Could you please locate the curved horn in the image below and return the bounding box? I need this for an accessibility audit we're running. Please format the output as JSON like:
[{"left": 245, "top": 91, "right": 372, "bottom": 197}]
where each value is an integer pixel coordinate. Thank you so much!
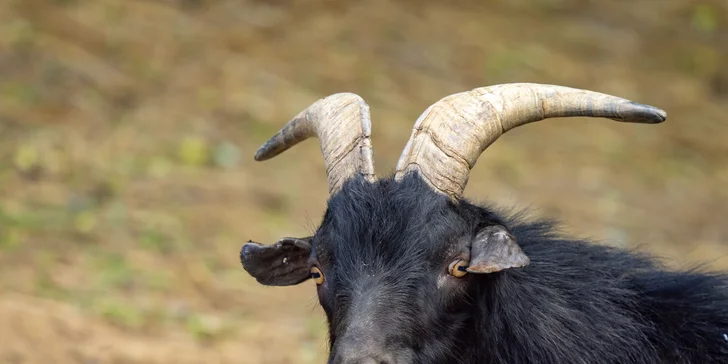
[
  {"left": 255, "top": 93, "right": 376, "bottom": 194},
  {"left": 394, "top": 83, "right": 667, "bottom": 200}
]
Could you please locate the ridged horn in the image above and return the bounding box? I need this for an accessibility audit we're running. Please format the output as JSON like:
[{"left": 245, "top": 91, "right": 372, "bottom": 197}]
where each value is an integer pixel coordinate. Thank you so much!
[
  {"left": 255, "top": 93, "right": 376, "bottom": 194},
  {"left": 394, "top": 83, "right": 667, "bottom": 200}
]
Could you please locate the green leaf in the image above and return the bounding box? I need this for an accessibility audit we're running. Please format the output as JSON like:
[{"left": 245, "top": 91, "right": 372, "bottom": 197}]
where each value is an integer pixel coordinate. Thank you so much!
[
  {"left": 177, "top": 137, "right": 210, "bottom": 167},
  {"left": 74, "top": 211, "right": 98, "bottom": 233},
  {"left": 13, "top": 145, "right": 39, "bottom": 172},
  {"left": 692, "top": 4, "right": 718, "bottom": 33}
]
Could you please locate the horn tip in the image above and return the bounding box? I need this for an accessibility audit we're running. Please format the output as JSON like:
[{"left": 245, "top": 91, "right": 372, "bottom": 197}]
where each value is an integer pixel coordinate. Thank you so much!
[
  {"left": 253, "top": 143, "right": 274, "bottom": 161},
  {"left": 628, "top": 102, "right": 667, "bottom": 124},
  {"left": 610, "top": 103, "right": 667, "bottom": 124}
]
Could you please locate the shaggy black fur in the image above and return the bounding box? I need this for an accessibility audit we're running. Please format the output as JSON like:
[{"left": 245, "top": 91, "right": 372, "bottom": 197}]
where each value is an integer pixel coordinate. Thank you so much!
[{"left": 241, "top": 172, "right": 728, "bottom": 364}]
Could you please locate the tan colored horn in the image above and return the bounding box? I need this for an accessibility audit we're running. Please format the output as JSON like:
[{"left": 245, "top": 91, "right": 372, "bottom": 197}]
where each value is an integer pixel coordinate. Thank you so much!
[
  {"left": 255, "top": 93, "right": 376, "bottom": 194},
  {"left": 394, "top": 83, "right": 667, "bottom": 200}
]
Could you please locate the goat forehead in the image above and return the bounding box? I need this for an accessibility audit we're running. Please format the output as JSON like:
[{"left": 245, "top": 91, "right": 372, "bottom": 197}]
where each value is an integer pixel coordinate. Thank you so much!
[
  {"left": 317, "top": 219, "right": 449, "bottom": 266},
  {"left": 314, "top": 178, "right": 465, "bottom": 265}
]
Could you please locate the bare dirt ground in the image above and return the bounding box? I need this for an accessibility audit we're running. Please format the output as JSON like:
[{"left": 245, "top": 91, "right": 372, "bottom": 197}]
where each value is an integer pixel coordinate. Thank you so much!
[{"left": 0, "top": 0, "right": 727, "bottom": 362}]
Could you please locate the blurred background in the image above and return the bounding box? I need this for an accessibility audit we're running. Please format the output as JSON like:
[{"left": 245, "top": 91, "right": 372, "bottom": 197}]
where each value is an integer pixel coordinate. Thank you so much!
[{"left": 0, "top": 0, "right": 727, "bottom": 362}]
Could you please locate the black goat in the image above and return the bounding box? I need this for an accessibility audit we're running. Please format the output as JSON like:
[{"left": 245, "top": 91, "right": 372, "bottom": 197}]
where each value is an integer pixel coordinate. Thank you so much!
[{"left": 240, "top": 83, "right": 728, "bottom": 364}]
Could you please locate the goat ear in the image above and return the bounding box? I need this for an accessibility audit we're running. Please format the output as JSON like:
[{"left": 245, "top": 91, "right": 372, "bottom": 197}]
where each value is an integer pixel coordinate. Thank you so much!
[
  {"left": 240, "top": 237, "right": 312, "bottom": 286},
  {"left": 466, "top": 225, "right": 530, "bottom": 274}
]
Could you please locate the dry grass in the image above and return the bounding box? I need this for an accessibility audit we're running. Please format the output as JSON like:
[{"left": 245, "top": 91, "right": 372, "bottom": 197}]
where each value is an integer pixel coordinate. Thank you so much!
[{"left": 0, "top": 0, "right": 727, "bottom": 362}]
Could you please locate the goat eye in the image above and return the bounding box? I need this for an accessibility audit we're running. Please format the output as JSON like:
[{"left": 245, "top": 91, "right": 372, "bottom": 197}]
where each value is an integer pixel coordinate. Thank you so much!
[
  {"left": 311, "top": 266, "right": 325, "bottom": 285},
  {"left": 449, "top": 260, "right": 469, "bottom": 278}
]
